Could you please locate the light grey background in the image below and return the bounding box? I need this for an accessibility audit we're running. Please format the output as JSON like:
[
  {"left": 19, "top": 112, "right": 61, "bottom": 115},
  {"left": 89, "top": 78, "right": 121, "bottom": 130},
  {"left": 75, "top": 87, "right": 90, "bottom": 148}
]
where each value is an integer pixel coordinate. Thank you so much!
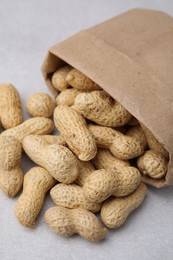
[{"left": 0, "top": 0, "right": 173, "bottom": 259}]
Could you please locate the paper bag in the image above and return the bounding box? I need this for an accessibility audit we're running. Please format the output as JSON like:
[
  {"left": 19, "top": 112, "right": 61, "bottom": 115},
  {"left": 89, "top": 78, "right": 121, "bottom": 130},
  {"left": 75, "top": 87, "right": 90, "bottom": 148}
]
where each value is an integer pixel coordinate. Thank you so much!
[{"left": 41, "top": 8, "right": 173, "bottom": 188}]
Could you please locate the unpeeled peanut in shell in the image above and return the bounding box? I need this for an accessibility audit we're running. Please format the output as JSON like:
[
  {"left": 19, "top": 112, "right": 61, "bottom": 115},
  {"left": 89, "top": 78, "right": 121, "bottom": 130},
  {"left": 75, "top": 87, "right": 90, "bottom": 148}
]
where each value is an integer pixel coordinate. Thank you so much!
[
  {"left": 44, "top": 206, "right": 107, "bottom": 242},
  {"left": 26, "top": 93, "right": 55, "bottom": 118},
  {"left": 137, "top": 150, "right": 168, "bottom": 179},
  {"left": 56, "top": 88, "right": 82, "bottom": 106},
  {"left": 101, "top": 183, "right": 147, "bottom": 228},
  {"left": 0, "top": 136, "right": 23, "bottom": 197},
  {"left": 52, "top": 65, "right": 72, "bottom": 91},
  {"left": 50, "top": 183, "right": 101, "bottom": 213},
  {"left": 66, "top": 68, "right": 101, "bottom": 91},
  {"left": 88, "top": 124, "right": 146, "bottom": 160},
  {"left": 1, "top": 117, "right": 54, "bottom": 143},
  {"left": 54, "top": 105, "right": 97, "bottom": 161},
  {"left": 92, "top": 148, "right": 130, "bottom": 172},
  {"left": 15, "top": 167, "right": 56, "bottom": 227},
  {"left": 83, "top": 167, "right": 141, "bottom": 203},
  {"left": 140, "top": 124, "right": 169, "bottom": 159},
  {"left": 23, "top": 135, "right": 79, "bottom": 183},
  {"left": 73, "top": 90, "right": 132, "bottom": 127},
  {"left": 83, "top": 169, "right": 117, "bottom": 203},
  {"left": 0, "top": 83, "right": 22, "bottom": 129}
]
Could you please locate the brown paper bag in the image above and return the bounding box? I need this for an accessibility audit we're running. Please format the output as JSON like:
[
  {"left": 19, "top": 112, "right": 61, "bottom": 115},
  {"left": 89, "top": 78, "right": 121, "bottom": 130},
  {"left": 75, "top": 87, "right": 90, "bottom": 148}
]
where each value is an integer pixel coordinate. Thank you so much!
[{"left": 41, "top": 8, "right": 173, "bottom": 188}]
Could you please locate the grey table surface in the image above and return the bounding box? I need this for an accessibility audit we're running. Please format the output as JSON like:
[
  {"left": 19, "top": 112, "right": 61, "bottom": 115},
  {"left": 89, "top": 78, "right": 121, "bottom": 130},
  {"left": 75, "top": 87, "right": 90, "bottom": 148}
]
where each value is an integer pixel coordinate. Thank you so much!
[{"left": 0, "top": 0, "right": 173, "bottom": 259}]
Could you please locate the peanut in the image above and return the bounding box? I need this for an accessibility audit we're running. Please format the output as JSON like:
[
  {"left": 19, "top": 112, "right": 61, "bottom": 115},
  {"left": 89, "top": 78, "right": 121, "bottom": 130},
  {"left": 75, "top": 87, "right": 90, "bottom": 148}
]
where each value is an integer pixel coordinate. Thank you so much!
[
  {"left": 15, "top": 167, "right": 56, "bottom": 227},
  {"left": 137, "top": 150, "right": 168, "bottom": 179},
  {"left": 83, "top": 167, "right": 141, "bottom": 203},
  {"left": 52, "top": 65, "right": 72, "bottom": 91},
  {"left": 140, "top": 124, "right": 169, "bottom": 159},
  {"left": 92, "top": 148, "right": 130, "bottom": 172},
  {"left": 88, "top": 124, "right": 146, "bottom": 160},
  {"left": 26, "top": 93, "right": 55, "bottom": 118},
  {"left": 56, "top": 88, "right": 82, "bottom": 106},
  {"left": 73, "top": 90, "right": 132, "bottom": 127},
  {"left": 44, "top": 206, "right": 107, "bottom": 241},
  {"left": 22, "top": 135, "right": 79, "bottom": 183},
  {"left": 50, "top": 183, "right": 101, "bottom": 213},
  {"left": 54, "top": 105, "right": 97, "bottom": 161},
  {"left": 1, "top": 117, "right": 54, "bottom": 143},
  {"left": 0, "top": 136, "right": 23, "bottom": 197},
  {"left": 101, "top": 183, "right": 147, "bottom": 229},
  {"left": 66, "top": 68, "right": 101, "bottom": 91},
  {"left": 0, "top": 83, "right": 22, "bottom": 129}
]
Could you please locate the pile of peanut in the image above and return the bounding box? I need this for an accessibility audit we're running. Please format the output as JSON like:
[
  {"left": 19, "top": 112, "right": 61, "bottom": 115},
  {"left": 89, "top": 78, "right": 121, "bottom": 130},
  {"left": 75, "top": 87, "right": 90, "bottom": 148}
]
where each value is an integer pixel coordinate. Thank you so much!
[{"left": 0, "top": 66, "right": 169, "bottom": 242}]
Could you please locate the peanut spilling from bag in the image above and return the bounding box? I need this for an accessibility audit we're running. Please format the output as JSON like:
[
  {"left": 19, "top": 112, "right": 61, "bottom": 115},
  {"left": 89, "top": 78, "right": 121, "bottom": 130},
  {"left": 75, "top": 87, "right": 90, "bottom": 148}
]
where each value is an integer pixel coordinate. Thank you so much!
[{"left": 0, "top": 66, "right": 169, "bottom": 242}]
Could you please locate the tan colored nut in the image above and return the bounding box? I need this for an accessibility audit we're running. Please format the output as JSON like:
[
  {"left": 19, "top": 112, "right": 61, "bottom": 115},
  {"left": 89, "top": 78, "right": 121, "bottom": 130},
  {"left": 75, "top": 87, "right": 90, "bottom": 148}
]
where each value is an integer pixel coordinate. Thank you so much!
[
  {"left": 52, "top": 65, "right": 72, "bottom": 91},
  {"left": 42, "top": 139, "right": 95, "bottom": 187},
  {"left": 1, "top": 117, "right": 54, "bottom": 143},
  {"left": 75, "top": 160, "right": 95, "bottom": 186},
  {"left": 0, "top": 136, "right": 23, "bottom": 197},
  {"left": 140, "top": 124, "right": 169, "bottom": 159},
  {"left": 26, "top": 93, "right": 55, "bottom": 118},
  {"left": 83, "top": 167, "right": 141, "bottom": 203},
  {"left": 92, "top": 149, "right": 142, "bottom": 197},
  {"left": 66, "top": 68, "right": 101, "bottom": 91},
  {"left": 0, "top": 83, "right": 22, "bottom": 129},
  {"left": 88, "top": 124, "right": 146, "bottom": 160},
  {"left": 22, "top": 135, "right": 79, "bottom": 183},
  {"left": 92, "top": 148, "right": 130, "bottom": 172},
  {"left": 56, "top": 88, "right": 82, "bottom": 106},
  {"left": 137, "top": 150, "right": 168, "bottom": 179},
  {"left": 15, "top": 167, "right": 56, "bottom": 227},
  {"left": 44, "top": 206, "right": 107, "bottom": 242},
  {"left": 73, "top": 90, "right": 132, "bottom": 127},
  {"left": 83, "top": 169, "right": 117, "bottom": 203},
  {"left": 101, "top": 183, "right": 147, "bottom": 229},
  {"left": 54, "top": 106, "right": 97, "bottom": 161},
  {"left": 112, "top": 167, "right": 141, "bottom": 197},
  {"left": 50, "top": 183, "right": 101, "bottom": 213}
]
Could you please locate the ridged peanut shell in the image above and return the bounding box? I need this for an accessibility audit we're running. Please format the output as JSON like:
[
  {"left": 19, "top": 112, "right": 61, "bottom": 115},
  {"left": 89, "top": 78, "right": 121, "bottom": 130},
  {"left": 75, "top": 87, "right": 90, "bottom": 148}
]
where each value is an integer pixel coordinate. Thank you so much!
[
  {"left": 54, "top": 106, "right": 97, "bottom": 161},
  {"left": 112, "top": 167, "right": 141, "bottom": 197},
  {"left": 52, "top": 65, "right": 72, "bottom": 91},
  {"left": 0, "top": 83, "right": 22, "bottom": 129},
  {"left": 44, "top": 206, "right": 107, "bottom": 241},
  {"left": 0, "top": 136, "right": 23, "bottom": 197},
  {"left": 137, "top": 150, "right": 168, "bottom": 179},
  {"left": 50, "top": 184, "right": 101, "bottom": 213},
  {"left": 15, "top": 167, "right": 56, "bottom": 227},
  {"left": 88, "top": 124, "right": 146, "bottom": 160},
  {"left": 1, "top": 117, "right": 54, "bottom": 143},
  {"left": 83, "top": 169, "right": 117, "bottom": 203},
  {"left": 73, "top": 90, "right": 132, "bottom": 127},
  {"left": 101, "top": 183, "right": 147, "bottom": 228},
  {"left": 22, "top": 135, "right": 79, "bottom": 183},
  {"left": 26, "top": 93, "right": 55, "bottom": 118},
  {"left": 83, "top": 167, "right": 141, "bottom": 203},
  {"left": 66, "top": 68, "right": 101, "bottom": 91}
]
